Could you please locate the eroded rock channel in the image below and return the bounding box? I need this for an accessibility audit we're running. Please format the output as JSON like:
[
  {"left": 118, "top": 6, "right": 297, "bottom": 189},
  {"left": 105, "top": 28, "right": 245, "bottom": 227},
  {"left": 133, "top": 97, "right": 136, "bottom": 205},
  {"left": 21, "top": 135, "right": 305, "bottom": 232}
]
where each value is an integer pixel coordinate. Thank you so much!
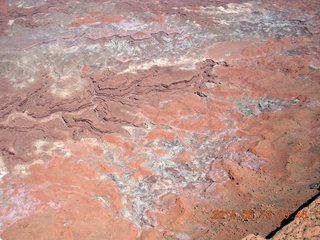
[{"left": 0, "top": 0, "right": 319, "bottom": 239}]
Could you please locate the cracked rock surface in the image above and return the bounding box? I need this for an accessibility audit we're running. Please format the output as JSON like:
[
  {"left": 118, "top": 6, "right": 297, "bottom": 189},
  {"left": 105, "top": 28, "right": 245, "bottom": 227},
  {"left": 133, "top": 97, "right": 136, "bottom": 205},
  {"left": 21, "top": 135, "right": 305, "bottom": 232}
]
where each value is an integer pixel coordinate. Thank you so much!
[{"left": 0, "top": 0, "right": 319, "bottom": 239}]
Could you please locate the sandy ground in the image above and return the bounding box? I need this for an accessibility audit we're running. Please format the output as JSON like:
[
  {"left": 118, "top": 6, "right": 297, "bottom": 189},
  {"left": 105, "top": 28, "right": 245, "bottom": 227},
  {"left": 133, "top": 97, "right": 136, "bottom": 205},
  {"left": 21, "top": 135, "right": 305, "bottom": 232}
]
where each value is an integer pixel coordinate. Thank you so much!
[
  {"left": 0, "top": 0, "right": 319, "bottom": 239},
  {"left": 243, "top": 196, "right": 320, "bottom": 240}
]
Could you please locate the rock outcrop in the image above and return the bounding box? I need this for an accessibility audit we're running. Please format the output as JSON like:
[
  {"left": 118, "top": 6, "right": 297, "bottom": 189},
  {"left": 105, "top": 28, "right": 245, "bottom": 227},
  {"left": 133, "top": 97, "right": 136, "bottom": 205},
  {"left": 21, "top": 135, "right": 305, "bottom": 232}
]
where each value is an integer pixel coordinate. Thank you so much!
[{"left": 0, "top": 0, "right": 319, "bottom": 239}]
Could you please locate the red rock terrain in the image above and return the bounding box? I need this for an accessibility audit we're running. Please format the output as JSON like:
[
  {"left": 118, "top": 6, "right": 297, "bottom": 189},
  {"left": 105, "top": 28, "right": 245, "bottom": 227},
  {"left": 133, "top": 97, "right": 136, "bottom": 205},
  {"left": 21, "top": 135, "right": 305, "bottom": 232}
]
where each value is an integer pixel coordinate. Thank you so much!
[{"left": 0, "top": 0, "right": 319, "bottom": 239}]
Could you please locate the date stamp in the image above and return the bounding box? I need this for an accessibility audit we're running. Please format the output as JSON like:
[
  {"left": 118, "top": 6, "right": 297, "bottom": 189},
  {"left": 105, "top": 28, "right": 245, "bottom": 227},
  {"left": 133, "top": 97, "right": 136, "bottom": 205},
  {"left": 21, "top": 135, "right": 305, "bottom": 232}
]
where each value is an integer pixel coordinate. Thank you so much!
[{"left": 211, "top": 209, "right": 308, "bottom": 220}]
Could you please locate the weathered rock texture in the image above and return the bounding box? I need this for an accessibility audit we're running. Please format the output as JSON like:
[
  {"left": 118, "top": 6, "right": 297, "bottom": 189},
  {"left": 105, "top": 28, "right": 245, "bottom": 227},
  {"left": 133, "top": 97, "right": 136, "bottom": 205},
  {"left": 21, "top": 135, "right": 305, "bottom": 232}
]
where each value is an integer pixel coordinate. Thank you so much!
[
  {"left": 0, "top": 0, "right": 319, "bottom": 239},
  {"left": 242, "top": 196, "right": 320, "bottom": 240}
]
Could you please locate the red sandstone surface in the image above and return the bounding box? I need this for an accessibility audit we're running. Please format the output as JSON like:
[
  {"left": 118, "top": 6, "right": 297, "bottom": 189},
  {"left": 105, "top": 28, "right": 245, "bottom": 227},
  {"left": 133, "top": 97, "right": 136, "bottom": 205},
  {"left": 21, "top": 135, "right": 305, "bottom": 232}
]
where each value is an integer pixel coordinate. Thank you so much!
[{"left": 0, "top": 0, "right": 319, "bottom": 239}]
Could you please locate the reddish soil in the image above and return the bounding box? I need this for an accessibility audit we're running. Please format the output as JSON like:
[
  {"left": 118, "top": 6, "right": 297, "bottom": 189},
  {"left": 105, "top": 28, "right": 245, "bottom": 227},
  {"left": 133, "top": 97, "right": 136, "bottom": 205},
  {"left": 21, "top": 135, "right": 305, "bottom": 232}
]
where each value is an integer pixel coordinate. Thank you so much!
[{"left": 0, "top": 0, "right": 319, "bottom": 239}]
